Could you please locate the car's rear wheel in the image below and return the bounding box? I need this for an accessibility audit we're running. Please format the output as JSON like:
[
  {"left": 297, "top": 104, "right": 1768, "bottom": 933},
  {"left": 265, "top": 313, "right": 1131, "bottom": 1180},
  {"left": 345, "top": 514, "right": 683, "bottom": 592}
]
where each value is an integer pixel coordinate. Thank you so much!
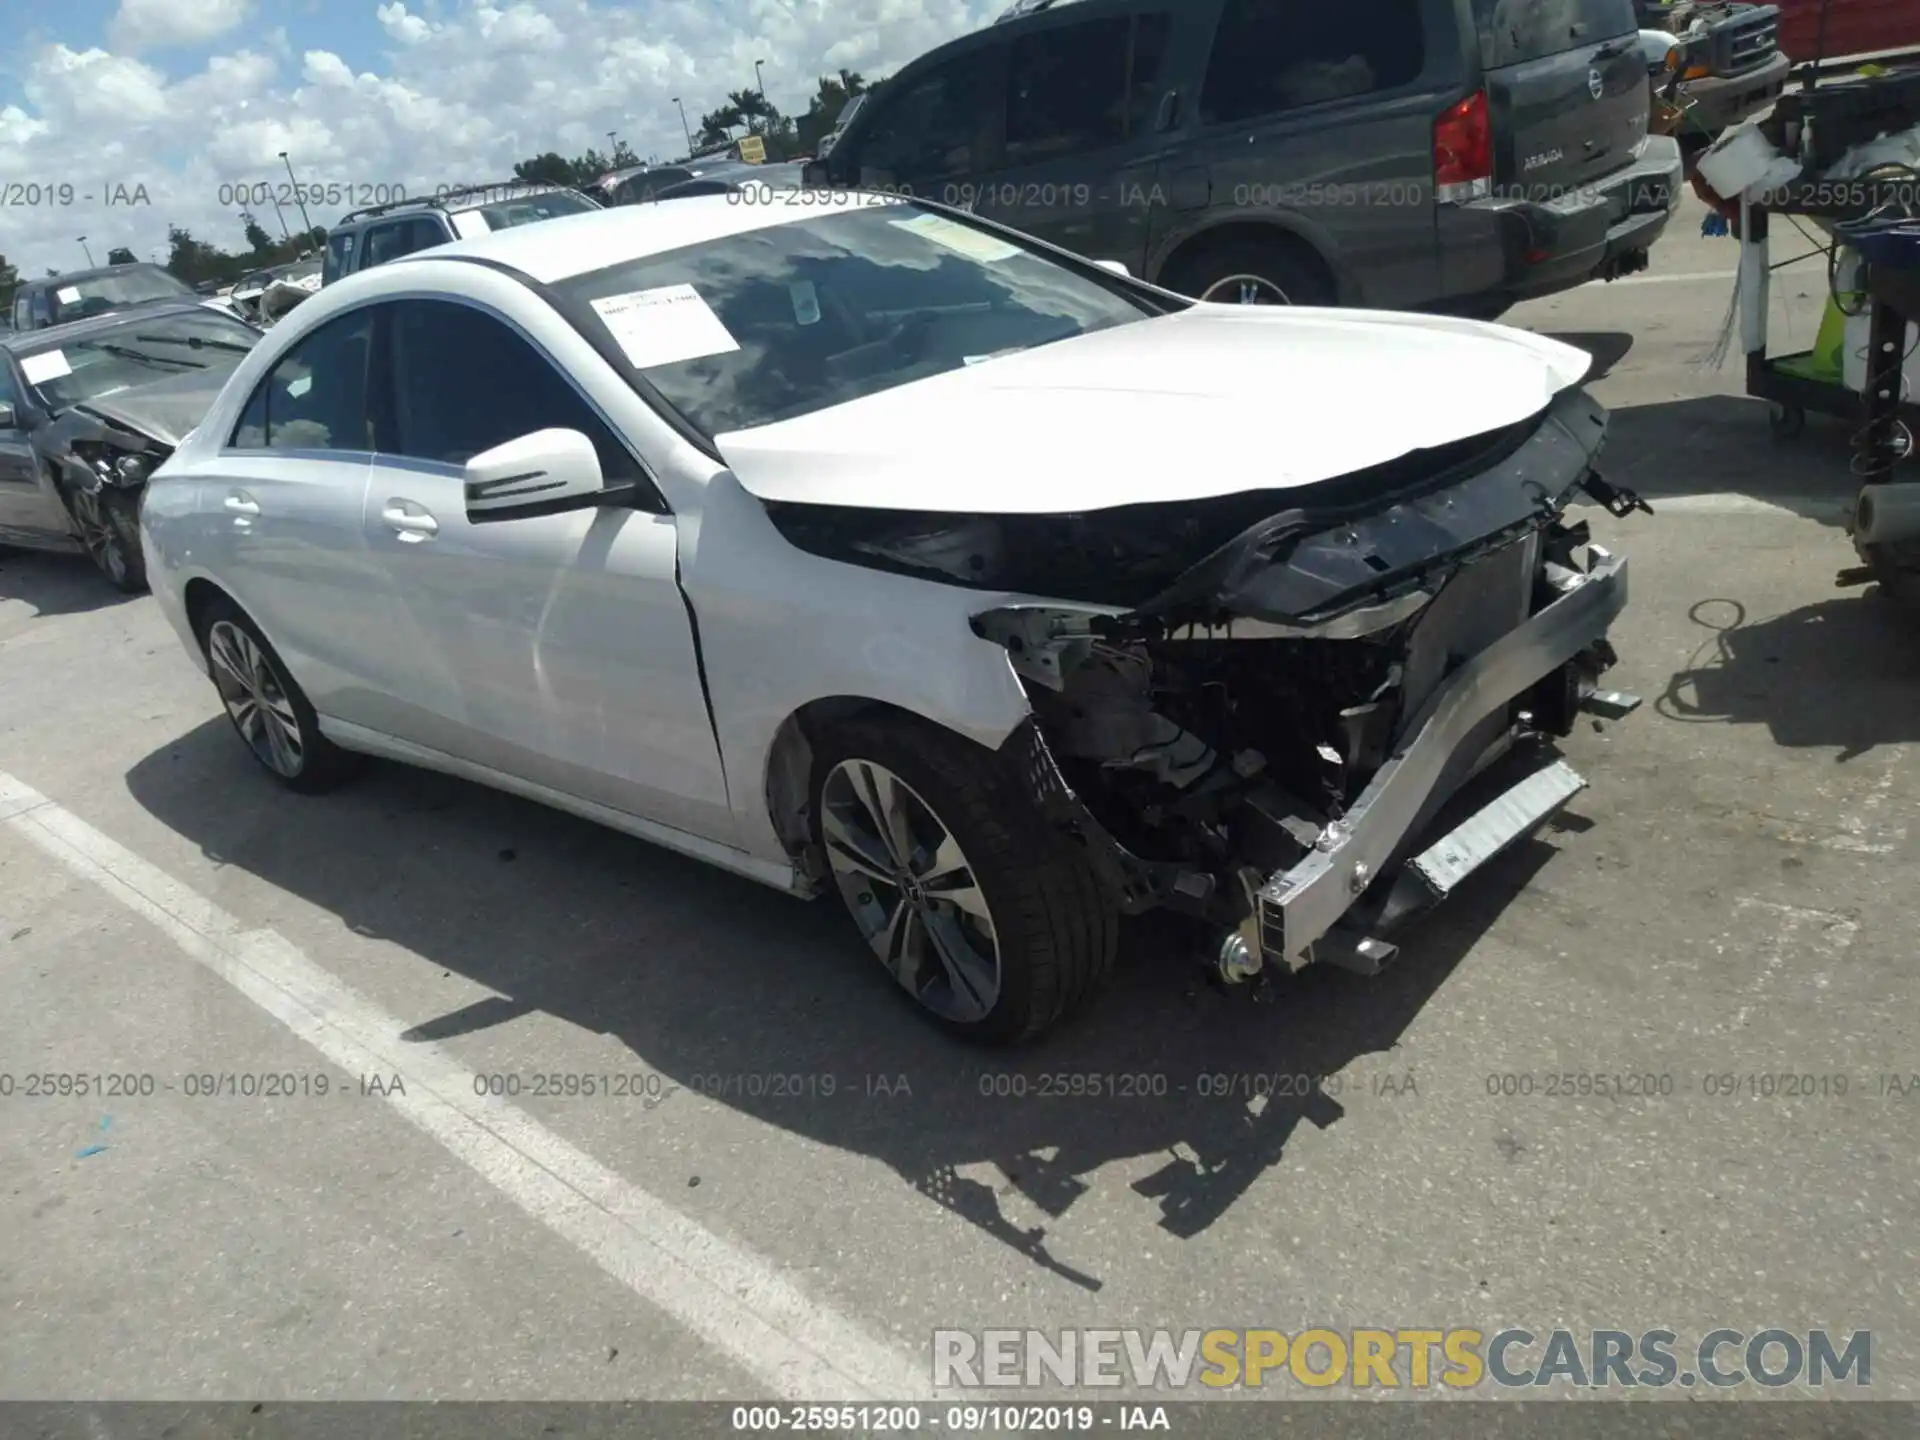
[
  {"left": 198, "top": 596, "right": 361, "bottom": 793},
  {"left": 62, "top": 482, "right": 146, "bottom": 593},
  {"left": 1169, "top": 236, "right": 1336, "bottom": 307},
  {"left": 812, "top": 718, "right": 1116, "bottom": 1044}
]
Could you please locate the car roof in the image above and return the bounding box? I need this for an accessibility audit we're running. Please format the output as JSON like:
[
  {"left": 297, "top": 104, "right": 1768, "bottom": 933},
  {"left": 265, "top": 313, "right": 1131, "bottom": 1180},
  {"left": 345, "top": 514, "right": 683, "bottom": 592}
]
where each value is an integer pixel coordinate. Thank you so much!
[
  {"left": 335, "top": 183, "right": 578, "bottom": 228},
  {"left": 0, "top": 297, "right": 236, "bottom": 352},
  {"left": 18, "top": 261, "right": 178, "bottom": 291},
  {"left": 393, "top": 189, "right": 915, "bottom": 285}
]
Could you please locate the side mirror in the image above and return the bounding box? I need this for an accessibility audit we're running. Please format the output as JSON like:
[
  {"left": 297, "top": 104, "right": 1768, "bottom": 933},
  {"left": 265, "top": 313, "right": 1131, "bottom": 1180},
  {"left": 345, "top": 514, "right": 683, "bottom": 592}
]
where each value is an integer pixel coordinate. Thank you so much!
[
  {"left": 464, "top": 428, "right": 619, "bottom": 523},
  {"left": 1093, "top": 259, "right": 1131, "bottom": 277},
  {"left": 801, "top": 159, "right": 828, "bottom": 188},
  {"left": 0, "top": 402, "right": 15, "bottom": 429}
]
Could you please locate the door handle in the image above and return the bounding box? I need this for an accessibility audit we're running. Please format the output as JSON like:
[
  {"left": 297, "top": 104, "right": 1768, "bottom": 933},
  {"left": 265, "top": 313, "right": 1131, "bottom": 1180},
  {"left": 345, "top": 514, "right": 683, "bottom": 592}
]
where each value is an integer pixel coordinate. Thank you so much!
[
  {"left": 381, "top": 501, "right": 439, "bottom": 538},
  {"left": 224, "top": 490, "right": 259, "bottom": 516}
]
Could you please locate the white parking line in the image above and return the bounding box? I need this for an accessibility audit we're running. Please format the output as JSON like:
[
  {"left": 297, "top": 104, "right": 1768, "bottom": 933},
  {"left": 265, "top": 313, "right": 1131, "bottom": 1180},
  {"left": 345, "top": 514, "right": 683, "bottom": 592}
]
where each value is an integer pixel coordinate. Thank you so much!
[
  {"left": 0, "top": 769, "right": 932, "bottom": 1404},
  {"left": 1599, "top": 270, "right": 1738, "bottom": 287}
]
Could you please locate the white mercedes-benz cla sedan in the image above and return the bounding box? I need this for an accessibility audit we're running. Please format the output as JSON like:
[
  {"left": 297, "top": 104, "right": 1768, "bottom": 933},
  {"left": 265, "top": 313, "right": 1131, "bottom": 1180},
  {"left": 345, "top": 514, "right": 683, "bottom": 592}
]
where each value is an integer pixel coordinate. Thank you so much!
[{"left": 140, "top": 192, "right": 1645, "bottom": 1043}]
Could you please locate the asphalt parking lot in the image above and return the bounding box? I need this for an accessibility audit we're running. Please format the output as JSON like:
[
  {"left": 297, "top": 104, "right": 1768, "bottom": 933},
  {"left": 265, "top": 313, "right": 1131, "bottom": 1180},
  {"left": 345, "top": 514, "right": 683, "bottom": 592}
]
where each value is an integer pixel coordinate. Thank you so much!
[{"left": 2, "top": 192, "right": 1916, "bottom": 1413}]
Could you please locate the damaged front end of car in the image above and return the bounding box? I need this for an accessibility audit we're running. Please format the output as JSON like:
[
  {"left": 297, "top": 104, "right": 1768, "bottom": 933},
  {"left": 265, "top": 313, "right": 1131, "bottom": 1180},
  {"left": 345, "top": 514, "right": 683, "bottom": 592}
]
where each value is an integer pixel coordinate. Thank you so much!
[{"left": 772, "top": 386, "right": 1644, "bottom": 983}]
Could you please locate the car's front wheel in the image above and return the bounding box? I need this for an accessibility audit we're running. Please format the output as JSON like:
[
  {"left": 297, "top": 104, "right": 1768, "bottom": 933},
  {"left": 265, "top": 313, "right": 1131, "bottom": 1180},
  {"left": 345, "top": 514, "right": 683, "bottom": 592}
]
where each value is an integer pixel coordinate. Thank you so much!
[
  {"left": 811, "top": 717, "right": 1116, "bottom": 1044},
  {"left": 62, "top": 482, "right": 146, "bottom": 593},
  {"left": 197, "top": 596, "right": 361, "bottom": 793}
]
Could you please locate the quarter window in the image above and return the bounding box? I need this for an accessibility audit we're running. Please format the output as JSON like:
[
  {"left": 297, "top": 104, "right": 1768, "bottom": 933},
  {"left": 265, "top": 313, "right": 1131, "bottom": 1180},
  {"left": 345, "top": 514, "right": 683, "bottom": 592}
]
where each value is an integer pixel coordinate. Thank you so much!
[
  {"left": 1199, "top": 0, "right": 1426, "bottom": 125},
  {"left": 230, "top": 308, "right": 377, "bottom": 452},
  {"left": 382, "top": 298, "right": 645, "bottom": 489}
]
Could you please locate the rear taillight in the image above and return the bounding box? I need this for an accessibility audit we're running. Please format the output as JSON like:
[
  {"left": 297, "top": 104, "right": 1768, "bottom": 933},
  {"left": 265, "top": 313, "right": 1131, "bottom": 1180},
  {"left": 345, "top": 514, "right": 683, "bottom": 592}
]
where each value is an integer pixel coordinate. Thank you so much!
[{"left": 1434, "top": 91, "right": 1493, "bottom": 203}]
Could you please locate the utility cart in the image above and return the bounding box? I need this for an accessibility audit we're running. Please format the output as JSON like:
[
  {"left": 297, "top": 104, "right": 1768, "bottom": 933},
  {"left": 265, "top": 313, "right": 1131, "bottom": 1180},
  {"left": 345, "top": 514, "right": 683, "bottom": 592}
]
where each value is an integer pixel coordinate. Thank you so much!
[
  {"left": 1832, "top": 217, "right": 1920, "bottom": 603},
  {"left": 1733, "top": 67, "right": 1920, "bottom": 442}
]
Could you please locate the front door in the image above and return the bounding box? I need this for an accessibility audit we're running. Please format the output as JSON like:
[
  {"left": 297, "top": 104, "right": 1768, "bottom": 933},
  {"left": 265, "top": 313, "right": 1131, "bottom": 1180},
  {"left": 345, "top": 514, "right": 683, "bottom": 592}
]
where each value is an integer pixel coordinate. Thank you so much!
[
  {"left": 966, "top": 9, "right": 1176, "bottom": 276},
  {"left": 360, "top": 296, "right": 732, "bottom": 843}
]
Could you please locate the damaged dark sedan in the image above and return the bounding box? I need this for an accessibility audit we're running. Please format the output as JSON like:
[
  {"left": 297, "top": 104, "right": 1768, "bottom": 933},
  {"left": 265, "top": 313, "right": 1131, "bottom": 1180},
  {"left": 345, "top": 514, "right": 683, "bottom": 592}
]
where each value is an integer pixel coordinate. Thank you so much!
[{"left": 0, "top": 299, "right": 261, "bottom": 591}]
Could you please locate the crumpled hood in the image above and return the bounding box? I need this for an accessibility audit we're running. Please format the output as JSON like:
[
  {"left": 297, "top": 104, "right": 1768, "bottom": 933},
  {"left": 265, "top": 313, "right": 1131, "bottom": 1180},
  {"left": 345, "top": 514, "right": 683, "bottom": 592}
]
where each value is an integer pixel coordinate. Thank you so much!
[
  {"left": 714, "top": 304, "right": 1594, "bottom": 515},
  {"left": 70, "top": 366, "right": 232, "bottom": 448}
]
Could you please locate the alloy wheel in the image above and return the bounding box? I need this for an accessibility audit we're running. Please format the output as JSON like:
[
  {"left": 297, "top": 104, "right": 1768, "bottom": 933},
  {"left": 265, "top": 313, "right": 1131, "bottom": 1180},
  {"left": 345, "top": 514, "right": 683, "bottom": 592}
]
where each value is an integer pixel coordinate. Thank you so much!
[
  {"left": 69, "top": 487, "right": 128, "bottom": 585},
  {"left": 1201, "top": 273, "right": 1291, "bottom": 305},
  {"left": 820, "top": 758, "right": 1002, "bottom": 1024},
  {"left": 207, "top": 620, "right": 306, "bottom": 777}
]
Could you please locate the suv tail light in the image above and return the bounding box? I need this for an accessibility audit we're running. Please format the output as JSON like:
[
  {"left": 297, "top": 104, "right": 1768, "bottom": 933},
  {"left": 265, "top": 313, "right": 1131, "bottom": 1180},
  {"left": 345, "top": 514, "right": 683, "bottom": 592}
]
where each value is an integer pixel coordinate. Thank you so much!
[{"left": 1434, "top": 91, "right": 1493, "bottom": 203}]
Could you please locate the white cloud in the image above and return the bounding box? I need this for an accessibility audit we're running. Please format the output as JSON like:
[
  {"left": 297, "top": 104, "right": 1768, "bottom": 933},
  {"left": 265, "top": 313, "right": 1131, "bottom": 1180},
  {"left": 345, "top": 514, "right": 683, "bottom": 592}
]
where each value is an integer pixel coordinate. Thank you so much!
[
  {"left": 1, "top": 0, "right": 1001, "bottom": 273},
  {"left": 376, "top": 3, "right": 433, "bottom": 44},
  {"left": 108, "top": 0, "right": 252, "bottom": 52},
  {"left": 302, "top": 50, "right": 356, "bottom": 88}
]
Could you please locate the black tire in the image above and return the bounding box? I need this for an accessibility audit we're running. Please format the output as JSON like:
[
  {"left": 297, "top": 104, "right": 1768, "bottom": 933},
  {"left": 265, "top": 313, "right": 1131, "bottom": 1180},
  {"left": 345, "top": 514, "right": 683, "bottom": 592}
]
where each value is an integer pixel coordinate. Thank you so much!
[
  {"left": 811, "top": 716, "right": 1117, "bottom": 1045},
  {"left": 195, "top": 594, "right": 362, "bottom": 793},
  {"left": 1165, "top": 236, "right": 1337, "bottom": 307},
  {"left": 61, "top": 480, "right": 146, "bottom": 593}
]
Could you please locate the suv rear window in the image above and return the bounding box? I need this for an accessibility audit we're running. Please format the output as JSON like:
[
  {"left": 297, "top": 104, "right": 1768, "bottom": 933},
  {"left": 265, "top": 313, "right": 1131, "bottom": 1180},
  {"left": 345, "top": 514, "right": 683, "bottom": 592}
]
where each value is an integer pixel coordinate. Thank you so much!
[
  {"left": 1472, "top": 0, "right": 1637, "bottom": 68},
  {"left": 1200, "top": 0, "right": 1426, "bottom": 124}
]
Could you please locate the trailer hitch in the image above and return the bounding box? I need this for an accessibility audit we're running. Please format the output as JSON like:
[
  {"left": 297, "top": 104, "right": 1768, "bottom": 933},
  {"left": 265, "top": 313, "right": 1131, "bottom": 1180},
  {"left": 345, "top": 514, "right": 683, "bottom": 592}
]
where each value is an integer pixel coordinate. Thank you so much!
[{"left": 1582, "top": 473, "right": 1655, "bottom": 518}]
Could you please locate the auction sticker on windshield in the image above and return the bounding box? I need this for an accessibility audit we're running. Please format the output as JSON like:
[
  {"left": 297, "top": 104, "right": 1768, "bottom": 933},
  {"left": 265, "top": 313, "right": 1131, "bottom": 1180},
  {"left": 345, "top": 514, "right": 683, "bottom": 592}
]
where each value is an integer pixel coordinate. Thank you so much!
[
  {"left": 448, "top": 210, "right": 489, "bottom": 239},
  {"left": 888, "top": 213, "right": 1021, "bottom": 264},
  {"left": 20, "top": 350, "right": 71, "bottom": 384},
  {"left": 55, "top": 286, "right": 81, "bottom": 304},
  {"left": 591, "top": 285, "right": 740, "bottom": 368}
]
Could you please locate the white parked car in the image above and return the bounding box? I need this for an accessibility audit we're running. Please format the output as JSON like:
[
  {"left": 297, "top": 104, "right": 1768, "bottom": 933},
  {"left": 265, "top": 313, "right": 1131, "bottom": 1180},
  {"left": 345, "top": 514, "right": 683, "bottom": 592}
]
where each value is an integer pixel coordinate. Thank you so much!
[{"left": 140, "top": 194, "right": 1643, "bottom": 1043}]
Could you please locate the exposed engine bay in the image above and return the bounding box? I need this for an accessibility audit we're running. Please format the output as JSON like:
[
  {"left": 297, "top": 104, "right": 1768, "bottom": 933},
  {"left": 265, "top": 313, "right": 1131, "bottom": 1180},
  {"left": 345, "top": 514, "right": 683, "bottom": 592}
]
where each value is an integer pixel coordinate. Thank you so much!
[{"left": 769, "top": 386, "right": 1645, "bottom": 976}]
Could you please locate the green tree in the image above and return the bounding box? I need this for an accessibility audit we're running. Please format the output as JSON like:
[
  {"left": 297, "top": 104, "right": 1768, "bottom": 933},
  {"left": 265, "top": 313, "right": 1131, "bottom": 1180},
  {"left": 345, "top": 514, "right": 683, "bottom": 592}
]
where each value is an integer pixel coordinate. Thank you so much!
[
  {"left": 796, "top": 69, "right": 872, "bottom": 152},
  {"left": 512, "top": 151, "right": 577, "bottom": 186},
  {"left": 163, "top": 225, "right": 229, "bottom": 286},
  {"left": 242, "top": 215, "right": 275, "bottom": 253},
  {"left": 0, "top": 252, "right": 17, "bottom": 310}
]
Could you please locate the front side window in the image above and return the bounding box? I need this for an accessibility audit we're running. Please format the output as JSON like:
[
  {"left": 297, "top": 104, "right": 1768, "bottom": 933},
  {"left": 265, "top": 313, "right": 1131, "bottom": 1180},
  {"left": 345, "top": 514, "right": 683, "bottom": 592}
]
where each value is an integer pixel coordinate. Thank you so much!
[
  {"left": 382, "top": 298, "right": 642, "bottom": 485},
  {"left": 230, "top": 308, "right": 376, "bottom": 451},
  {"left": 18, "top": 310, "right": 260, "bottom": 412},
  {"left": 854, "top": 48, "right": 1003, "bottom": 183},
  {"left": 323, "top": 230, "right": 356, "bottom": 284},
  {"left": 360, "top": 219, "right": 428, "bottom": 269},
  {"left": 556, "top": 200, "right": 1162, "bottom": 438},
  {"left": 1005, "top": 14, "right": 1171, "bottom": 165},
  {"left": 1200, "top": 0, "right": 1427, "bottom": 125},
  {"left": 0, "top": 358, "right": 19, "bottom": 418}
]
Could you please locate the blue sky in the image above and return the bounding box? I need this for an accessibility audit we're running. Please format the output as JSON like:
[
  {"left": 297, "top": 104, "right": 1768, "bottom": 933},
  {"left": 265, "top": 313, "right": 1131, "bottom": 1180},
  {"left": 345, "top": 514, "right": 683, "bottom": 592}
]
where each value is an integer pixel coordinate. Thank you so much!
[{"left": 0, "top": 0, "right": 998, "bottom": 274}]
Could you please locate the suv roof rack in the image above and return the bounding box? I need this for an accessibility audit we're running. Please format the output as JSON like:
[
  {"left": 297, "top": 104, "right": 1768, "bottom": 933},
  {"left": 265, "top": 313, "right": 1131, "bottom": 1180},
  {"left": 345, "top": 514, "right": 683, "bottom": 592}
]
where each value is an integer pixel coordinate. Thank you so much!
[
  {"left": 993, "top": 0, "right": 1079, "bottom": 22},
  {"left": 333, "top": 179, "right": 567, "bottom": 229}
]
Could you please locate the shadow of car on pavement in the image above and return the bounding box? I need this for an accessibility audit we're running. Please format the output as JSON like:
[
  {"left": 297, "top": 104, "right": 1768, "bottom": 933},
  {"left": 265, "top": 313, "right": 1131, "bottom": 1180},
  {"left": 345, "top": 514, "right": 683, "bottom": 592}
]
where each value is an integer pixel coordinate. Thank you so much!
[{"left": 124, "top": 717, "right": 1576, "bottom": 1286}]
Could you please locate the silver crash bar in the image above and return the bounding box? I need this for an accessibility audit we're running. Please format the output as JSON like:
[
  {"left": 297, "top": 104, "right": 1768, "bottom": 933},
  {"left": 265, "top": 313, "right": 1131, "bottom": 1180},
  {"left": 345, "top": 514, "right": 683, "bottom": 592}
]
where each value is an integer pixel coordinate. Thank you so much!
[{"left": 1257, "top": 549, "right": 1629, "bottom": 964}]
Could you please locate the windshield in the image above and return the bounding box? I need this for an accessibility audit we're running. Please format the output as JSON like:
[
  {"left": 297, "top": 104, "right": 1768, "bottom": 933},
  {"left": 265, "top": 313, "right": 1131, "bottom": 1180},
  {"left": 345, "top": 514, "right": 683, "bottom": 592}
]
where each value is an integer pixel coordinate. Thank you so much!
[
  {"left": 555, "top": 200, "right": 1160, "bottom": 437},
  {"left": 1472, "top": 0, "right": 1637, "bottom": 66},
  {"left": 461, "top": 189, "right": 601, "bottom": 231},
  {"left": 18, "top": 310, "right": 261, "bottom": 410},
  {"left": 45, "top": 266, "right": 193, "bottom": 324}
]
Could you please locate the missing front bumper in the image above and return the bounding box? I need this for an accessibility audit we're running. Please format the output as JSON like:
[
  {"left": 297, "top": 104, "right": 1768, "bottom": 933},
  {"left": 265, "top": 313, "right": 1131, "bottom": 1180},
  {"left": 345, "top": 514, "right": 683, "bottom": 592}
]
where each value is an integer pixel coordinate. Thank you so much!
[{"left": 1256, "top": 548, "right": 1630, "bottom": 968}]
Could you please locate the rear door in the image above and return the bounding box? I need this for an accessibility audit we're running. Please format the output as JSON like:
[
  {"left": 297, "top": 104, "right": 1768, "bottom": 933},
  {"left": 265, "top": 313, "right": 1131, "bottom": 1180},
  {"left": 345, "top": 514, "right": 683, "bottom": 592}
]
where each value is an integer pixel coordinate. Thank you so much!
[
  {"left": 1470, "top": 0, "right": 1648, "bottom": 194},
  {"left": 965, "top": 8, "right": 1176, "bottom": 273},
  {"left": 0, "top": 358, "right": 66, "bottom": 543}
]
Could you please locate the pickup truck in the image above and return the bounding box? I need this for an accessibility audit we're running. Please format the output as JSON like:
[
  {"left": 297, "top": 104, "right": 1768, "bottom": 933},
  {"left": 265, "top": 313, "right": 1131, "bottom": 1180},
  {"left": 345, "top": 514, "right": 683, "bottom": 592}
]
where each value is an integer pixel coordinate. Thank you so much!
[{"left": 1637, "top": 1, "right": 1792, "bottom": 146}]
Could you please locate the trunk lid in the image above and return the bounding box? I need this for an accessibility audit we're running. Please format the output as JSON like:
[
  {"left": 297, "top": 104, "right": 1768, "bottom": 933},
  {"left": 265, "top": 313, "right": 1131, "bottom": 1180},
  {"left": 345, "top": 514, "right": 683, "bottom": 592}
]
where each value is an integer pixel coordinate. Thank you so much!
[{"left": 1474, "top": 0, "right": 1651, "bottom": 194}]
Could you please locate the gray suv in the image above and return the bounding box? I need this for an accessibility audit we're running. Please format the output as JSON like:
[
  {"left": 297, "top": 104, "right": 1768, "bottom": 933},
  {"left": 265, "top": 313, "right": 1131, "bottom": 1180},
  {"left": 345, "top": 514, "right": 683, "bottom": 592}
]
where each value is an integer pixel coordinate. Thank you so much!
[
  {"left": 808, "top": 0, "right": 1684, "bottom": 315},
  {"left": 321, "top": 182, "right": 602, "bottom": 286}
]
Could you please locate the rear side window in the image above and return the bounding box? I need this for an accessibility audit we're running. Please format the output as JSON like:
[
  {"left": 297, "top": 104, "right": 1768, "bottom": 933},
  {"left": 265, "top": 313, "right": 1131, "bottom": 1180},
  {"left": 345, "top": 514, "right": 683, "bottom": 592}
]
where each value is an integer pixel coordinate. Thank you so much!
[
  {"left": 1200, "top": 0, "right": 1426, "bottom": 125},
  {"left": 856, "top": 47, "right": 1002, "bottom": 183},
  {"left": 1472, "top": 0, "right": 1637, "bottom": 68},
  {"left": 230, "top": 308, "right": 377, "bottom": 452},
  {"left": 383, "top": 299, "right": 644, "bottom": 486},
  {"left": 1004, "top": 13, "right": 1173, "bottom": 164}
]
